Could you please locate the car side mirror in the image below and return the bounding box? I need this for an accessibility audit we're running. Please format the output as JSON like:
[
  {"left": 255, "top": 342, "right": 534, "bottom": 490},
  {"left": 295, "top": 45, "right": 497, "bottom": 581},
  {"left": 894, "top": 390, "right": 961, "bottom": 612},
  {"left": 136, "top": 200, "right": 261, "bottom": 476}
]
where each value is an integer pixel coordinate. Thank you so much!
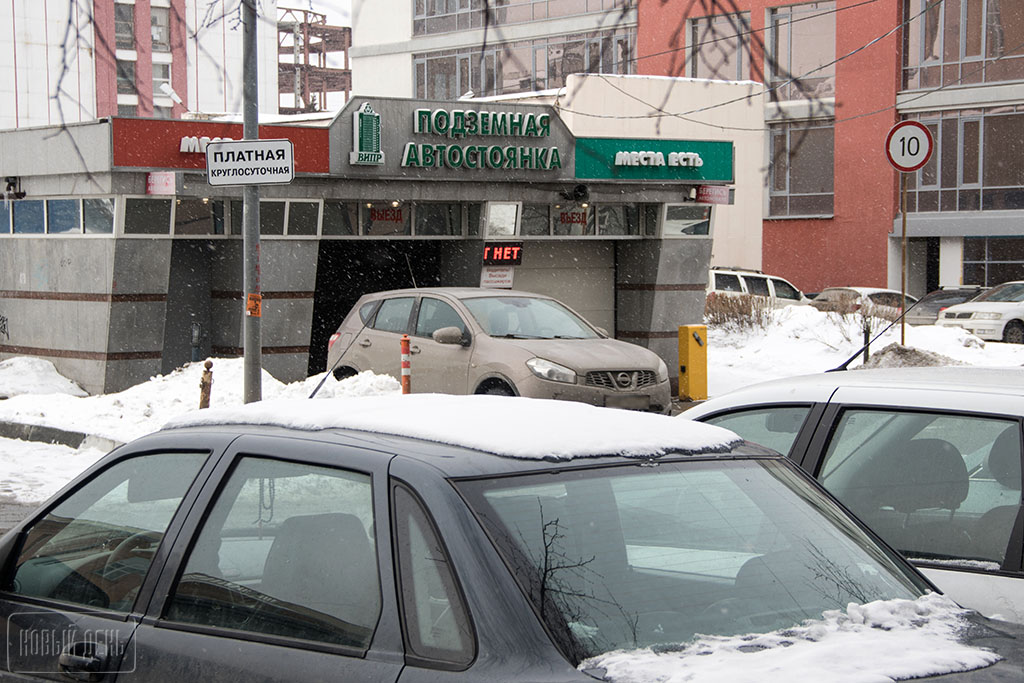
[
  {"left": 432, "top": 326, "right": 469, "bottom": 346},
  {"left": 595, "top": 326, "right": 609, "bottom": 337}
]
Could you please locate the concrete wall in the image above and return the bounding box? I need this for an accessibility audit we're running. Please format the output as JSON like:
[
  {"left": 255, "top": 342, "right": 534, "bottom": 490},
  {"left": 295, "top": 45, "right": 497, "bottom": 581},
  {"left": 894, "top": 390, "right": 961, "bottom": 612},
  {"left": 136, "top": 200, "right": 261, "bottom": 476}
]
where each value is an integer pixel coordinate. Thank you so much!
[{"left": 350, "top": 0, "right": 415, "bottom": 97}]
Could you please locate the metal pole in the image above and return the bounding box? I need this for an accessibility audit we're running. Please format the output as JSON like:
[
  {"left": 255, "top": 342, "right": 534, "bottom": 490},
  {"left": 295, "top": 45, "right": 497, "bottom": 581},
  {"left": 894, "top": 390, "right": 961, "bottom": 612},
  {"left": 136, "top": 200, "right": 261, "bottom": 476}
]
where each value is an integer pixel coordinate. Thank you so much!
[
  {"left": 900, "top": 172, "right": 907, "bottom": 346},
  {"left": 242, "top": 0, "right": 262, "bottom": 403}
]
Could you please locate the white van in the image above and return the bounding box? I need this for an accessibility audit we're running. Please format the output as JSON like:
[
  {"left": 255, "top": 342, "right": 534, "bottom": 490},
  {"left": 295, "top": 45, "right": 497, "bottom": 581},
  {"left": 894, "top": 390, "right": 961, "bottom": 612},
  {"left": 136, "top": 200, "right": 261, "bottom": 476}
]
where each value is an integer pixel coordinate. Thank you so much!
[{"left": 707, "top": 266, "right": 810, "bottom": 307}]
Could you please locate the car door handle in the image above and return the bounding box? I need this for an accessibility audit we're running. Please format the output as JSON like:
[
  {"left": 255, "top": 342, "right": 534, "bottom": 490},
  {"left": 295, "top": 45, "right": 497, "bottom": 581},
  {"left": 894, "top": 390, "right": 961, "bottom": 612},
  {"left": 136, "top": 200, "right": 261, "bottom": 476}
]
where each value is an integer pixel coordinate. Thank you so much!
[
  {"left": 358, "top": 338, "right": 371, "bottom": 348},
  {"left": 410, "top": 345, "right": 421, "bottom": 355},
  {"left": 58, "top": 642, "right": 109, "bottom": 681}
]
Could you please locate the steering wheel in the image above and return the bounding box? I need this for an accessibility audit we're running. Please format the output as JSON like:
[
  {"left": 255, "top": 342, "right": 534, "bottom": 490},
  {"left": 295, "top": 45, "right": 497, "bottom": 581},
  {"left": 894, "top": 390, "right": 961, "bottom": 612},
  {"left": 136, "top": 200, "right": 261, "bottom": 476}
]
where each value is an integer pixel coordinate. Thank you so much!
[{"left": 105, "top": 530, "right": 163, "bottom": 566}]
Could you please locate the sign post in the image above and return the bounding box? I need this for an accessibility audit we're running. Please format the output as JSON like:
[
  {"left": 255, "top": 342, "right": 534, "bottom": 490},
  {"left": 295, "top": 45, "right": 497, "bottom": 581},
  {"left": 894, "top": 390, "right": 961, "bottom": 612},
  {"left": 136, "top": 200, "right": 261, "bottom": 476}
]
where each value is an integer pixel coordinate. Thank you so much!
[{"left": 885, "top": 121, "right": 933, "bottom": 345}]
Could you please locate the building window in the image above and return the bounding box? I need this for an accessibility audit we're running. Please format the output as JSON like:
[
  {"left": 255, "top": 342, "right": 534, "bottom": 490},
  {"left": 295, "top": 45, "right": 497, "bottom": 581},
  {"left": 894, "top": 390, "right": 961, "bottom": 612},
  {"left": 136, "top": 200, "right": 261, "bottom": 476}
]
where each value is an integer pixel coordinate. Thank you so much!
[
  {"left": 84, "top": 198, "right": 116, "bottom": 234},
  {"left": 907, "top": 109, "right": 1024, "bottom": 214},
  {"left": 153, "top": 105, "right": 174, "bottom": 119},
  {"left": 287, "top": 201, "right": 320, "bottom": 235},
  {"left": 115, "top": 3, "right": 135, "bottom": 50},
  {"left": 124, "top": 197, "right": 171, "bottom": 234},
  {"left": 47, "top": 199, "right": 81, "bottom": 234},
  {"left": 769, "top": 121, "right": 835, "bottom": 217},
  {"left": 364, "top": 202, "right": 411, "bottom": 236},
  {"left": 117, "top": 60, "right": 136, "bottom": 95},
  {"left": 151, "top": 7, "right": 171, "bottom": 51},
  {"left": 12, "top": 200, "right": 45, "bottom": 234},
  {"left": 414, "top": 203, "right": 462, "bottom": 236},
  {"left": 689, "top": 13, "right": 751, "bottom": 81},
  {"left": 117, "top": 104, "right": 138, "bottom": 116},
  {"left": 413, "top": 28, "right": 634, "bottom": 99},
  {"left": 904, "top": 0, "right": 1024, "bottom": 90},
  {"left": 768, "top": 2, "right": 835, "bottom": 100},
  {"left": 413, "top": 0, "right": 632, "bottom": 36},
  {"left": 153, "top": 63, "right": 171, "bottom": 97},
  {"left": 963, "top": 237, "right": 1024, "bottom": 286},
  {"left": 174, "top": 199, "right": 225, "bottom": 235},
  {"left": 322, "top": 200, "right": 358, "bottom": 235},
  {"left": 662, "top": 205, "right": 710, "bottom": 237}
]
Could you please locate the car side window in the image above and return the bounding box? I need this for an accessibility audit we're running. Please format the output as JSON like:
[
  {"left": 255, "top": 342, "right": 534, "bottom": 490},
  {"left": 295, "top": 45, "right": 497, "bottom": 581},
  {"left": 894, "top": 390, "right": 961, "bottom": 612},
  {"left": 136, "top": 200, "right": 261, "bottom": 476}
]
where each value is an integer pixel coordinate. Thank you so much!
[
  {"left": 742, "top": 276, "right": 770, "bottom": 296},
  {"left": 714, "top": 273, "right": 742, "bottom": 292},
  {"left": 771, "top": 278, "right": 801, "bottom": 300},
  {"left": 819, "top": 410, "right": 1022, "bottom": 567},
  {"left": 392, "top": 483, "right": 474, "bottom": 667},
  {"left": 372, "top": 297, "right": 415, "bottom": 333},
  {"left": 164, "top": 457, "right": 380, "bottom": 651},
  {"left": 702, "top": 407, "right": 811, "bottom": 456},
  {"left": 358, "top": 300, "right": 381, "bottom": 324},
  {"left": 415, "top": 298, "right": 467, "bottom": 339},
  {"left": 8, "top": 452, "right": 207, "bottom": 612}
]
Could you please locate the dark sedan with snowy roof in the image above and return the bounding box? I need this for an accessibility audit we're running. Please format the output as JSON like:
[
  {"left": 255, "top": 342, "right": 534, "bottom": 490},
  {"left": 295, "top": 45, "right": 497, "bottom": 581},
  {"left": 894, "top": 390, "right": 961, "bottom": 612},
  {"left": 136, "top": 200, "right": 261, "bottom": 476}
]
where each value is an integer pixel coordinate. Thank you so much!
[{"left": 0, "top": 395, "right": 1021, "bottom": 681}]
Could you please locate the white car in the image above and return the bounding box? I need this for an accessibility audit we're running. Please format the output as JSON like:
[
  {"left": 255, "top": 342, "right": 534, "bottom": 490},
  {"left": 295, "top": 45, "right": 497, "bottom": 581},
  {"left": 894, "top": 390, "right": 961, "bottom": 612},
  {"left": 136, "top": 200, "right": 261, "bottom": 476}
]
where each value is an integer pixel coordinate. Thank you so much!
[
  {"left": 680, "top": 367, "right": 1024, "bottom": 623},
  {"left": 706, "top": 267, "right": 811, "bottom": 307},
  {"left": 810, "top": 286, "right": 918, "bottom": 320},
  {"left": 936, "top": 280, "right": 1024, "bottom": 344}
]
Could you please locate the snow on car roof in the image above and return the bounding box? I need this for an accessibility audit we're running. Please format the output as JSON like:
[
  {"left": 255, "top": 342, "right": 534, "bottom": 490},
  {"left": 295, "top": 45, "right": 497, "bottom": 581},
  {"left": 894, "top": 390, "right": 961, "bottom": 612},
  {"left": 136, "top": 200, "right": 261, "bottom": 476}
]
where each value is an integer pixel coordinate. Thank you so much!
[{"left": 163, "top": 393, "right": 742, "bottom": 461}]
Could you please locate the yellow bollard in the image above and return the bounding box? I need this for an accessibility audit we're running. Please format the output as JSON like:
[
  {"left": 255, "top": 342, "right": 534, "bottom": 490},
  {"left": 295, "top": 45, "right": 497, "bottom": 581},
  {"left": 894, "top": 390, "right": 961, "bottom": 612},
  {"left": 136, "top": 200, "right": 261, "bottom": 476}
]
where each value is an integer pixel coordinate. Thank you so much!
[{"left": 678, "top": 325, "right": 707, "bottom": 402}]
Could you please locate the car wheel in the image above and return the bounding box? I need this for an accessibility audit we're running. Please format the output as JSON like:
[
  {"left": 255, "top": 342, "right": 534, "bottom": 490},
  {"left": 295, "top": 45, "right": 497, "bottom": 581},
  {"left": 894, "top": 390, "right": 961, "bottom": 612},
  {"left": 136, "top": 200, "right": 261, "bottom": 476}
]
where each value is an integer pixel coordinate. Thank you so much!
[
  {"left": 476, "top": 381, "right": 515, "bottom": 396},
  {"left": 333, "top": 366, "right": 357, "bottom": 381},
  {"left": 1002, "top": 320, "right": 1024, "bottom": 344}
]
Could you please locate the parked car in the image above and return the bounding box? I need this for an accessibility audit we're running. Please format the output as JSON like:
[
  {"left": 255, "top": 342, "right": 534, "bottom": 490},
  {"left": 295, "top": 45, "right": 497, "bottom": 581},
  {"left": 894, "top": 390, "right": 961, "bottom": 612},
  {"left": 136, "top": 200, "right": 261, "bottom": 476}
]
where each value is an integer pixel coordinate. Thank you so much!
[
  {"left": 325, "top": 287, "right": 672, "bottom": 413},
  {"left": 906, "top": 286, "right": 988, "bottom": 326},
  {"left": 810, "top": 286, "right": 919, "bottom": 320},
  {"left": 706, "top": 266, "right": 811, "bottom": 307},
  {"left": 2, "top": 394, "right": 1022, "bottom": 681},
  {"left": 936, "top": 281, "right": 1024, "bottom": 343},
  {"left": 680, "top": 366, "right": 1024, "bottom": 623}
]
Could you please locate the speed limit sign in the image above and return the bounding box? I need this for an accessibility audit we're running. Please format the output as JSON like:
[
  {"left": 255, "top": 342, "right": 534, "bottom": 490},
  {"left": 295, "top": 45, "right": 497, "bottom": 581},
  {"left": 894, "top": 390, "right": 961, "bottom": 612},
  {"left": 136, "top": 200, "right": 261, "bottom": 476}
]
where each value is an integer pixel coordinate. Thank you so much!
[{"left": 885, "top": 120, "right": 933, "bottom": 172}]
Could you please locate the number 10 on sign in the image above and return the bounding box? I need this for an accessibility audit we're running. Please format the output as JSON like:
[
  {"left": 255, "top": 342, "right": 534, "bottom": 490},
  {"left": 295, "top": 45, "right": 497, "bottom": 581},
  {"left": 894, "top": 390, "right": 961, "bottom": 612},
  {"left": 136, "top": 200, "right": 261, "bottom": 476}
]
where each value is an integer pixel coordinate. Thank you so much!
[{"left": 885, "top": 121, "right": 933, "bottom": 173}]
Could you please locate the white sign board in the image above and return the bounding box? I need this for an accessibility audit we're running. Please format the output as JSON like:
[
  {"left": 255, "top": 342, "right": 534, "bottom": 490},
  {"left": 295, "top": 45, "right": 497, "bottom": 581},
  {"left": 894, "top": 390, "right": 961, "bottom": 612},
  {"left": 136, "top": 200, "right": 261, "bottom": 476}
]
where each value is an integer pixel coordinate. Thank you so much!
[
  {"left": 480, "top": 266, "right": 515, "bottom": 289},
  {"left": 206, "top": 139, "right": 294, "bottom": 186},
  {"left": 885, "top": 121, "right": 933, "bottom": 173}
]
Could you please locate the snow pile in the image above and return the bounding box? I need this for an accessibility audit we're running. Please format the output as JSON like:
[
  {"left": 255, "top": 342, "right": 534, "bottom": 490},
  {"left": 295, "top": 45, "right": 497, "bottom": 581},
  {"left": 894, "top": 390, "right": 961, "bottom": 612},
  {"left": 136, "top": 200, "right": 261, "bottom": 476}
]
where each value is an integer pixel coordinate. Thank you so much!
[
  {"left": 0, "top": 357, "right": 87, "bottom": 399},
  {"left": 164, "top": 393, "right": 742, "bottom": 461},
  {"left": 857, "top": 343, "right": 966, "bottom": 369},
  {"left": 0, "top": 358, "right": 400, "bottom": 444},
  {"left": 581, "top": 593, "right": 1000, "bottom": 683},
  {"left": 707, "top": 306, "right": 1024, "bottom": 396}
]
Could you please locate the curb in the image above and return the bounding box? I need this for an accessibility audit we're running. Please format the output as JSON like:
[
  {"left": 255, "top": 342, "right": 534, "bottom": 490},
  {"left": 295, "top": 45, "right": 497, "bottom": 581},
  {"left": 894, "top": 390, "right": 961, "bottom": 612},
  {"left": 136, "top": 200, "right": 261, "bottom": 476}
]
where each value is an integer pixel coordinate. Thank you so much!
[{"left": 0, "top": 420, "right": 122, "bottom": 453}]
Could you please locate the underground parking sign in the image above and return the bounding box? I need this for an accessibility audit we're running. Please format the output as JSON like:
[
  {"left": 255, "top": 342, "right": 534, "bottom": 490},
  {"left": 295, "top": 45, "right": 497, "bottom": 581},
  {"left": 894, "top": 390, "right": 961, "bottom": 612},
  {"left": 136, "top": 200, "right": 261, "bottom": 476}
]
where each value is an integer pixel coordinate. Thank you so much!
[{"left": 885, "top": 121, "right": 933, "bottom": 173}]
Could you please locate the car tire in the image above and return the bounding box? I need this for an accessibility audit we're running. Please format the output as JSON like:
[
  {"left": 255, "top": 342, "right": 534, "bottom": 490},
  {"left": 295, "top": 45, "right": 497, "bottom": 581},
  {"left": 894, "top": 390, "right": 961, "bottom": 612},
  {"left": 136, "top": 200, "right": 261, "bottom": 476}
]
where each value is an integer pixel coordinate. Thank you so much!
[
  {"left": 1002, "top": 320, "right": 1024, "bottom": 345},
  {"left": 332, "top": 366, "right": 358, "bottom": 381},
  {"left": 477, "top": 382, "right": 515, "bottom": 396}
]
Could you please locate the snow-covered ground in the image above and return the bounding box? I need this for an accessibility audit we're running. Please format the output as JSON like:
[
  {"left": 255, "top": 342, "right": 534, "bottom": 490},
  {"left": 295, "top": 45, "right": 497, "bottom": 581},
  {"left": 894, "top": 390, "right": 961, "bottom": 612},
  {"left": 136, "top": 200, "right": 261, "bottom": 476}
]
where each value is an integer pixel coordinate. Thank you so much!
[
  {"left": 2, "top": 306, "right": 1023, "bottom": 504},
  {"left": 0, "top": 306, "right": 1020, "bottom": 681}
]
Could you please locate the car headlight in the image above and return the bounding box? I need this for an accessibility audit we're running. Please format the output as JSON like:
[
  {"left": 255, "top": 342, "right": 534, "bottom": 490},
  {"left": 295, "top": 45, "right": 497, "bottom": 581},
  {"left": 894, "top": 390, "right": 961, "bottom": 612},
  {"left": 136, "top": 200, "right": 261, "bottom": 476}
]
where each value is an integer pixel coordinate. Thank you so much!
[
  {"left": 656, "top": 358, "right": 669, "bottom": 383},
  {"left": 526, "top": 358, "right": 577, "bottom": 384},
  {"left": 975, "top": 312, "right": 1003, "bottom": 320}
]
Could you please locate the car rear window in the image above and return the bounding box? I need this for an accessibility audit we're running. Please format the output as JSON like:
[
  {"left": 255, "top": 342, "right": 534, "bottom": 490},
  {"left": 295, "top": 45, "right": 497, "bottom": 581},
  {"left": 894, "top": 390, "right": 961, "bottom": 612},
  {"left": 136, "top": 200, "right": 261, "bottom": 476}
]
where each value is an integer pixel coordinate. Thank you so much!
[
  {"left": 456, "top": 459, "right": 924, "bottom": 664},
  {"left": 713, "top": 273, "right": 742, "bottom": 292}
]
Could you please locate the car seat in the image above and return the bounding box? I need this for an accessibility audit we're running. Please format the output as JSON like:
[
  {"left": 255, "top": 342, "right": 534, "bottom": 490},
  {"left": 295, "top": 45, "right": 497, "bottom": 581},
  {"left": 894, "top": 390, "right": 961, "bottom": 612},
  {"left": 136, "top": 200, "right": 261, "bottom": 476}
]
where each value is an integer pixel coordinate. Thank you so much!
[
  {"left": 260, "top": 512, "right": 379, "bottom": 631},
  {"left": 972, "top": 427, "right": 1023, "bottom": 563},
  {"left": 847, "top": 438, "right": 970, "bottom": 558}
]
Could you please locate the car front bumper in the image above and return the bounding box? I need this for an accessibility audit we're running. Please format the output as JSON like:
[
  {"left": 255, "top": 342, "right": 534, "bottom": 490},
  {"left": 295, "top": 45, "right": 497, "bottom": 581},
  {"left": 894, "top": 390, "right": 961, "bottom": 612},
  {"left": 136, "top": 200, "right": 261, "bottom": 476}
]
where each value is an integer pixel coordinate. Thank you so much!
[
  {"left": 515, "top": 377, "right": 674, "bottom": 414},
  {"left": 935, "top": 319, "right": 1003, "bottom": 340}
]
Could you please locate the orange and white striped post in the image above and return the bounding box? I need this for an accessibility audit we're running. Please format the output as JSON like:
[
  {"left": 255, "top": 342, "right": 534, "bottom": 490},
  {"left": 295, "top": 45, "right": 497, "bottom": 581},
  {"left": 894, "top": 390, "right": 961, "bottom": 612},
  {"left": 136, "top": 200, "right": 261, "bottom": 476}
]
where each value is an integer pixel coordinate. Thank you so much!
[{"left": 400, "top": 334, "right": 411, "bottom": 394}]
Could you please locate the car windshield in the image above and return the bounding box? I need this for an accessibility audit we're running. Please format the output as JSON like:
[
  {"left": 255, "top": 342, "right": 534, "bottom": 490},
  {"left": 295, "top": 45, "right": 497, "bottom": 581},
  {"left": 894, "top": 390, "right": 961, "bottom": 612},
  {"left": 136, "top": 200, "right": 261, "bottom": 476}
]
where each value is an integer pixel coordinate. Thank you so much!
[
  {"left": 457, "top": 458, "right": 925, "bottom": 664},
  {"left": 974, "top": 282, "right": 1024, "bottom": 303},
  {"left": 461, "top": 296, "right": 600, "bottom": 339}
]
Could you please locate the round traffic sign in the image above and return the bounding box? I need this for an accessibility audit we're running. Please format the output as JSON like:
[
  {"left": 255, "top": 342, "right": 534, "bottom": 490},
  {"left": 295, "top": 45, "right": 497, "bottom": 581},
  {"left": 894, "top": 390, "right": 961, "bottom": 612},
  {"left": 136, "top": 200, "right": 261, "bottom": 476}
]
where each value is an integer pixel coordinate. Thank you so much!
[{"left": 885, "top": 120, "right": 933, "bottom": 173}]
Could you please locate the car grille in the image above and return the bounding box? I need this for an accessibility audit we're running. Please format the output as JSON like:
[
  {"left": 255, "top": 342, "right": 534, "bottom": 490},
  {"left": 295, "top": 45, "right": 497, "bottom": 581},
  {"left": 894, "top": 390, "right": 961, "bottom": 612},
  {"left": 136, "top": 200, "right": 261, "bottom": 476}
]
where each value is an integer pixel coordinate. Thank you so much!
[
  {"left": 944, "top": 311, "right": 973, "bottom": 319},
  {"left": 585, "top": 370, "right": 659, "bottom": 391}
]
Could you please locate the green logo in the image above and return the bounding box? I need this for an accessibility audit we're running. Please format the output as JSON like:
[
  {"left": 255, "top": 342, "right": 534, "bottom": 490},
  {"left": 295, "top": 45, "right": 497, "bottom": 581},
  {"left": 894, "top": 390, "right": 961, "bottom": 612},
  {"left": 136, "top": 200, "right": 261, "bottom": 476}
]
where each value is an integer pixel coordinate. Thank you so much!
[{"left": 350, "top": 102, "right": 384, "bottom": 165}]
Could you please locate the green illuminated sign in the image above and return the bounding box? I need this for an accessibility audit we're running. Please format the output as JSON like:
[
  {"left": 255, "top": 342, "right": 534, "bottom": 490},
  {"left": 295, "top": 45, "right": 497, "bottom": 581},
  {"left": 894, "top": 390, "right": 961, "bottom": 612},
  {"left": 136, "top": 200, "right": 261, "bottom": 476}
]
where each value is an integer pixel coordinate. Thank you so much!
[{"left": 575, "top": 138, "right": 733, "bottom": 182}]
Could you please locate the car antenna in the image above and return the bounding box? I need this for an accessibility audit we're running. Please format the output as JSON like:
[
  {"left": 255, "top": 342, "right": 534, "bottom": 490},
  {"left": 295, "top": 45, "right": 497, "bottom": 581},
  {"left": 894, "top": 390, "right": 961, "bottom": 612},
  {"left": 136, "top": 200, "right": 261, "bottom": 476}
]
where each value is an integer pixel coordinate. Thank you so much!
[
  {"left": 827, "top": 296, "right": 925, "bottom": 372},
  {"left": 308, "top": 317, "right": 372, "bottom": 399},
  {"left": 406, "top": 253, "right": 418, "bottom": 288}
]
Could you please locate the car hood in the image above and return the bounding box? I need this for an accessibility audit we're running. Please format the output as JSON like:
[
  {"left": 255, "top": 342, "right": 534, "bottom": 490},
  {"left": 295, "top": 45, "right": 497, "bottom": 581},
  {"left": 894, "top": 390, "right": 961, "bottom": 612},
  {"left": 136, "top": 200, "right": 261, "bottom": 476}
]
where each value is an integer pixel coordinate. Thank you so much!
[
  {"left": 492, "top": 337, "right": 665, "bottom": 372},
  {"left": 944, "top": 302, "right": 1024, "bottom": 314},
  {"left": 928, "top": 612, "right": 1024, "bottom": 680}
]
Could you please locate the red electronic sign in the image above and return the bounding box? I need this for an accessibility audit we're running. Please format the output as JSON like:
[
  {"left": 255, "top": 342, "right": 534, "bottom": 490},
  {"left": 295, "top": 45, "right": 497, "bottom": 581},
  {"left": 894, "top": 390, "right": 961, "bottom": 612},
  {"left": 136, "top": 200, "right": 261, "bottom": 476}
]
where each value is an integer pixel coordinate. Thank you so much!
[{"left": 482, "top": 242, "right": 524, "bottom": 266}]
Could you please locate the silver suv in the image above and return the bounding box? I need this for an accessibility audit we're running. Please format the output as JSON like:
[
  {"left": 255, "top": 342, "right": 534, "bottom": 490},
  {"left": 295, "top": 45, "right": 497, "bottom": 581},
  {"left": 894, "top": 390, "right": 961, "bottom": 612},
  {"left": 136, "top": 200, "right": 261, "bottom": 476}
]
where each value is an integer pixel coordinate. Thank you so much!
[{"left": 326, "top": 287, "right": 672, "bottom": 413}]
